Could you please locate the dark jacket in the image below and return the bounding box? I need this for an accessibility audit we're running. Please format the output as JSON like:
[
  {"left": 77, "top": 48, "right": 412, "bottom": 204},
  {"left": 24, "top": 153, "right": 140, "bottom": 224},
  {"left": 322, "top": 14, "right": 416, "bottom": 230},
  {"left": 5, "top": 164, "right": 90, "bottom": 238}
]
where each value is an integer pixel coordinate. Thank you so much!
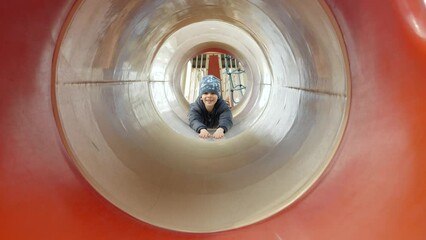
[{"left": 188, "top": 97, "right": 233, "bottom": 133}]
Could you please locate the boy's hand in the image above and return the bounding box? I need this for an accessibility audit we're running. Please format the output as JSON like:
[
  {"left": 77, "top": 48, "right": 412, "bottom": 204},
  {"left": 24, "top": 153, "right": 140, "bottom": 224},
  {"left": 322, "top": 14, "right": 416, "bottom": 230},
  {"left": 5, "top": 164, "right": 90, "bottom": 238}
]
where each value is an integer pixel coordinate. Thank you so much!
[
  {"left": 199, "top": 129, "right": 211, "bottom": 139},
  {"left": 213, "top": 128, "right": 225, "bottom": 139}
]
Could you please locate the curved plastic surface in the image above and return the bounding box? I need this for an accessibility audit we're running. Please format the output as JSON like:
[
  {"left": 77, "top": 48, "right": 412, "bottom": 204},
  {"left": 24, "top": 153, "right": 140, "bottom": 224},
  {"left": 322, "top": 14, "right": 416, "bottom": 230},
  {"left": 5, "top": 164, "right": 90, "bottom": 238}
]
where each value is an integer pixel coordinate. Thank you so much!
[
  {"left": 53, "top": 0, "right": 348, "bottom": 233},
  {"left": 1, "top": 0, "right": 426, "bottom": 239}
]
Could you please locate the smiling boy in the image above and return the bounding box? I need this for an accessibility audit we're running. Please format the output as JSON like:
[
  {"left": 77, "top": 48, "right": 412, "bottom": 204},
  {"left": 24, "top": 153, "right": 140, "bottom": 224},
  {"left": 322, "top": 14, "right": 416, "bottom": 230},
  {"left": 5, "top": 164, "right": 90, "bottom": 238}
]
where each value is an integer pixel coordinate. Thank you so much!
[{"left": 188, "top": 75, "right": 233, "bottom": 139}]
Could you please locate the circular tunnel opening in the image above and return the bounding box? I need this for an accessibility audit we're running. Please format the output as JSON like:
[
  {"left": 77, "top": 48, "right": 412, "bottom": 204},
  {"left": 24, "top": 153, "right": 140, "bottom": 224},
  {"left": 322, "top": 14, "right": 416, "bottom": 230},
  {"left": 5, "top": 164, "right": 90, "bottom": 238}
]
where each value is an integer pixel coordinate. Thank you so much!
[
  {"left": 53, "top": 0, "right": 350, "bottom": 233},
  {"left": 181, "top": 51, "right": 248, "bottom": 109}
]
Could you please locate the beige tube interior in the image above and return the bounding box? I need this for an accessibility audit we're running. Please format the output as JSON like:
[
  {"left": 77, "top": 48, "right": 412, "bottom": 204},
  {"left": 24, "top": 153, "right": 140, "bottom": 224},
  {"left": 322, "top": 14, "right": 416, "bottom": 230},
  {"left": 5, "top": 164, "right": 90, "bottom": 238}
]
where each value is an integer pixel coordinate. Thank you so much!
[{"left": 54, "top": 0, "right": 349, "bottom": 233}]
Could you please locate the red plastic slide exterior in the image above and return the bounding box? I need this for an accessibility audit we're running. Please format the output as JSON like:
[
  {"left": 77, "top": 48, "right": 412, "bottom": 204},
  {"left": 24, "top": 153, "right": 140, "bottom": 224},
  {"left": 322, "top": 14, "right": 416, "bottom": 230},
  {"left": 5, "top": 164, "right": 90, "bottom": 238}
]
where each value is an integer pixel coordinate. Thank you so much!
[{"left": 1, "top": 0, "right": 426, "bottom": 239}]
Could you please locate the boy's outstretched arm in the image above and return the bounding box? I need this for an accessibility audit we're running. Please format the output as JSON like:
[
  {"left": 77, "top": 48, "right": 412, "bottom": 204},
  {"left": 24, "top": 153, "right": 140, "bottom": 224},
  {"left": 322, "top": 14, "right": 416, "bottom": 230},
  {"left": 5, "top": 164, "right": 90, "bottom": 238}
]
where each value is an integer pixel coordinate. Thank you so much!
[
  {"left": 218, "top": 107, "right": 233, "bottom": 134},
  {"left": 188, "top": 106, "right": 207, "bottom": 135}
]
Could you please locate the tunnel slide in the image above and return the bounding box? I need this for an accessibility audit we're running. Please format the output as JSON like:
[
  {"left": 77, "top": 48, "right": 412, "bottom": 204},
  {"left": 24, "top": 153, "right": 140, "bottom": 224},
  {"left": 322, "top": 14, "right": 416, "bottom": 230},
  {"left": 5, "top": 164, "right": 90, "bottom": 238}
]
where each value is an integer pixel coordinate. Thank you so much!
[{"left": 1, "top": 0, "right": 426, "bottom": 239}]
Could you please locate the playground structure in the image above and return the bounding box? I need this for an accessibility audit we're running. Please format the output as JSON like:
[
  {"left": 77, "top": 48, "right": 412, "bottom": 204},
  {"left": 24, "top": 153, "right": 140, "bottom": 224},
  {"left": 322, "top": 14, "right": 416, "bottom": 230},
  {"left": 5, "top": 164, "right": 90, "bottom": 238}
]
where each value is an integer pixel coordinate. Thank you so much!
[
  {"left": 182, "top": 53, "right": 247, "bottom": 107},
  {"left": 1, "top": 0, "right": 426, "bottom": 239}
]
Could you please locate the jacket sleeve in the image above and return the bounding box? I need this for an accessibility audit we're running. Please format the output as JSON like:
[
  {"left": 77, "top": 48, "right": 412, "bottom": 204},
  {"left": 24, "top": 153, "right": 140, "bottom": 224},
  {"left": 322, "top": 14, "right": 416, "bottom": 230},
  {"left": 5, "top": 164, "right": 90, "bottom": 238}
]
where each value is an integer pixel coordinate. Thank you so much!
[
  {"left": 218, "top": 101, "right": 233, "bottom": 133},
  {"left": 188, "top": 103, "right": 207, "bottom": 133}
]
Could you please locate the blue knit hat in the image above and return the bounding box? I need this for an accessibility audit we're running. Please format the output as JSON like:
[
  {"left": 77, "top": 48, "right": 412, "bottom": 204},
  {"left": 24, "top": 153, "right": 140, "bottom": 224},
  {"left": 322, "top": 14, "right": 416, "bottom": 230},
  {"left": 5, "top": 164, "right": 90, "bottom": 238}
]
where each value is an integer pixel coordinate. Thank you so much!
[{"left": 199, "top": 75, "right": 221, "bottom": 97}]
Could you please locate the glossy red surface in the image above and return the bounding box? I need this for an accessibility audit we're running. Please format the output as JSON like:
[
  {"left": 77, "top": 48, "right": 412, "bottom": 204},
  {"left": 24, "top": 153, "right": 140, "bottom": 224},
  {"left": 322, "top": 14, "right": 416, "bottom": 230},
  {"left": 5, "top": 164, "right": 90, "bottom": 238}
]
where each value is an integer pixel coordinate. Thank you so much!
[
  {"left": 207, "top": 55, "right": 221, "bottom": 80},
  {"left": 1, "top": 0, "right": 426, "bottom": 239}
]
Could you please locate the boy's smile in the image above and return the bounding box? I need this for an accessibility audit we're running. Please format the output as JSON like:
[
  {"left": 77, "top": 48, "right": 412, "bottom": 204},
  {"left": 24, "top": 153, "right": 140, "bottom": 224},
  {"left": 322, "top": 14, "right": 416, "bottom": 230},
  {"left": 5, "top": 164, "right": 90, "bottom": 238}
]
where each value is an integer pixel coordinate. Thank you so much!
[{"left": 201, "top": 92, "right": 218, "bottom": 112}]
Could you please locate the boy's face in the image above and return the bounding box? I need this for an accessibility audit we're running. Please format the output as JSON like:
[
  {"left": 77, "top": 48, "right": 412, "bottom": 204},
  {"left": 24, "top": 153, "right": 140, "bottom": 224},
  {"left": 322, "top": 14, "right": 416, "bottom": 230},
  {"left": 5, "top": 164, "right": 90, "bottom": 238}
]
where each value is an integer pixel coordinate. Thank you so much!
[{"left": 201, "top": 92, "right": 218, "bottom": 108}]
